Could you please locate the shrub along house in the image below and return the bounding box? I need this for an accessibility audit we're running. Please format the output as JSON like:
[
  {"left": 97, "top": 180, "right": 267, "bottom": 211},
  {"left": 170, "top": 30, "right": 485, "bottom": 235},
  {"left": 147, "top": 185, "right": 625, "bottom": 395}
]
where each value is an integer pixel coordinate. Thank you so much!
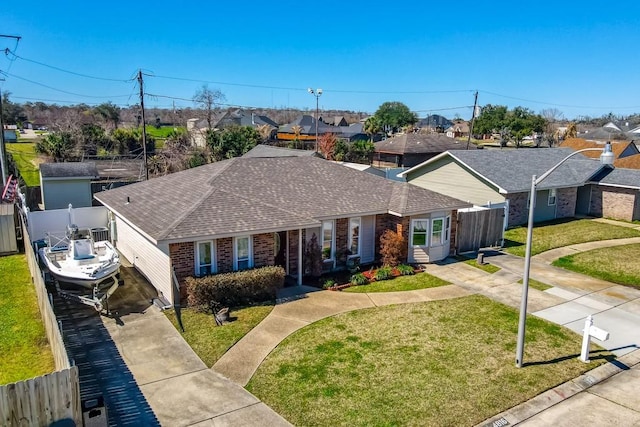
[{"left": 94, "top": 156, "right": 470, "bottom": 304}]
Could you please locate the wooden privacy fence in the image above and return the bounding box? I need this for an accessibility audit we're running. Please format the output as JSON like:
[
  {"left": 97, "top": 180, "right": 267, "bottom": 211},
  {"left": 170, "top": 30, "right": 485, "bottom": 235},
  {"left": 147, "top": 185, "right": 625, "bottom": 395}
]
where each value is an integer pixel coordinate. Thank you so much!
[
  {"left": 456, "top": 207, "right": 505, "bottom": 253},
  {"left": 0, "top": 218, "right": 82, "bottom": 426}
]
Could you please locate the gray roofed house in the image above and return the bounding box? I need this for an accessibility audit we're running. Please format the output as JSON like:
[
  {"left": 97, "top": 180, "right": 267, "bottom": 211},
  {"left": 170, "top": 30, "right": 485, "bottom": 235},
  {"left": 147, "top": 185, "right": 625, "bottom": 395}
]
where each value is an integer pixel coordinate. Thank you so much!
[
  {"left": 95, "top": 156, "right": 470, "bottom": 302},
  {"left": 374, "top": 133, "right": 476, "bottom": 168},
  {"left": 400, "top": 147, "right": 636, "bottom": 227},
  {"left": 40, "top": 162, "right": 99, "bottom": 210}
]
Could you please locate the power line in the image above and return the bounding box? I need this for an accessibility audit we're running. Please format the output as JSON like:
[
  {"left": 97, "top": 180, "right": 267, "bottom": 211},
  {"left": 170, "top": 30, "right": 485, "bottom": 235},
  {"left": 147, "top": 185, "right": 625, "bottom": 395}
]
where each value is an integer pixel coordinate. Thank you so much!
[
  {"left": 0, "top": 70, "right": 131, "bottom": 99},
  {"left": 479, "top": 90, "right": 640, "bottom": 110},
  {"left": 5, "top": 49, "right": 134, "bottom": 83},
  {"left": 9, "top": 95, "right": 136, "bottom": 107}
]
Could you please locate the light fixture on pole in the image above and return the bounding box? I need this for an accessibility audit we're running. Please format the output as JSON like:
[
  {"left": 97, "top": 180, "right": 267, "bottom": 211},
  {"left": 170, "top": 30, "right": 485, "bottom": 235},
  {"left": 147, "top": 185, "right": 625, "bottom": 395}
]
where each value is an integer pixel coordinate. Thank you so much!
[
  {"left": 308, "top": 88, "right": 322, "bottom": 152},
  {"left": 515, "top": 142, "right": 614, "bottom": 368}
]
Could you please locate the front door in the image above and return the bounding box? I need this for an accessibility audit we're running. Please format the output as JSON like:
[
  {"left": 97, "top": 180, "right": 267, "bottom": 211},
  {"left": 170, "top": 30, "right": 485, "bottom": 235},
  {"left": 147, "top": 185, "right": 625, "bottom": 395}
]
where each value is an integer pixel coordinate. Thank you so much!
[{"left": 274, "top": 231, "right": 287, "bottom": 268}]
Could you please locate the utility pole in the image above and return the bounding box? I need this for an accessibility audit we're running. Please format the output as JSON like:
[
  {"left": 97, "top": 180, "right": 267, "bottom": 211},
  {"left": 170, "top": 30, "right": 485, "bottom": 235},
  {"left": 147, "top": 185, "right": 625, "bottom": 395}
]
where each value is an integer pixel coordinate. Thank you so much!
[
  {"left": 137, "top": 70, "right": 149, "bottom": 180},
  {"left": 466, "top": 91, "right": 479, "bottom": 150},
  {"left": 0, "top": 34, "right": 21, "bottom": 187}
]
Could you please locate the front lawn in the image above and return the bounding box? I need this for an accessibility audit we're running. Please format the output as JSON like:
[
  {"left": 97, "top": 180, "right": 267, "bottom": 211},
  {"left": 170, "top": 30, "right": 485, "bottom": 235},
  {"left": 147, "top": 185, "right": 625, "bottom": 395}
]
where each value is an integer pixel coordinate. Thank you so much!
[
  {"left": 247, "top": 295, "right": 610, "bottom": 427},
  {"left": 343, "top": 271, "right": 449, "bottom": 293},
  {"left": 552, "top": 244, "right": 640, "bottom": 288},
  {"left": 6, "top": 143, "right": 41, "bottom": 187},
  {"left": 455, "top": 255, "right": 501, "bottom": 273},
  {"left": 165, "top": 303, "right": 274, "bottom": 367},
  {"left": 0, "top": 255, "right": 55, "bottom": 384},
  {"left": 503, "top": 219, "right": 640, "bottom": 257},
  {"left": 518, "top": 278, "right": 553, "bottom": 291}
]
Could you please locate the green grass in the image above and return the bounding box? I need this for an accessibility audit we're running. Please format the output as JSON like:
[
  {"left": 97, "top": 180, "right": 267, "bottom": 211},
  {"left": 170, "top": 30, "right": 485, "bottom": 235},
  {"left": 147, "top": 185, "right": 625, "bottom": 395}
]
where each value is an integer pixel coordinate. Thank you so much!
[
  {"left": 518, "top": 278, "right": 553, "bottom": 291},
  {"left": 454, "top": 255, "right": 501, "bottom": 273},
  {"left": 165, "top": 303, "right": 274, "bottom": 367},
  {"left": 503, "top": 219, "right": 640, "bottom": 257},
  {"left": 142, "top": 126, "right": 185, "bottom": 139},
  {"left": 0, "top": 255, "right": 55, "bottom": 384},
  {"left": 247, "top": 295, "right": 610, "bottom": 427},
  {"left": 552, "top": 244, "right": 640, "bottom": 289},
  {"left": 343, "top": 271, "right": 450, "bottom": 293},
  {"left": 6, "top": 142, "right": 41, "bottom": 186}
]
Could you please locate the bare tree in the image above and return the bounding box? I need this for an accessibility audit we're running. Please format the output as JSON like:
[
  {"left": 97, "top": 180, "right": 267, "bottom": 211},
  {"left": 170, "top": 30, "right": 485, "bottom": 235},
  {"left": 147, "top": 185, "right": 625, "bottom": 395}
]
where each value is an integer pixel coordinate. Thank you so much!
[
  {"left": 192, "top": 85, "right": 226, "bottom": 131},
  {"left": 540, "top": 108, "right": 565, "bottom": 147}
]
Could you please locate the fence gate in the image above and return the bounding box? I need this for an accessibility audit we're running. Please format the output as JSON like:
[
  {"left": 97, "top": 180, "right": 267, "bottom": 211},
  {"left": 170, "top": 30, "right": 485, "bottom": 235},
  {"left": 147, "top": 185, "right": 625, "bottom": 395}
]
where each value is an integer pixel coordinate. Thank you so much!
[{"left": 456, "top": 207, "right": 505, "bottom": 253}]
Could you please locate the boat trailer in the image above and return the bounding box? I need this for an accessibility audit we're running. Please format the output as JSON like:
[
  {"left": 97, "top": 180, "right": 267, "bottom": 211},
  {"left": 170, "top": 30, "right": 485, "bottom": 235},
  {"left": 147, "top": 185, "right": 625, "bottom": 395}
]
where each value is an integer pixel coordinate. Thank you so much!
[{"left": 44, "top": 270, "right": 123, "bottom": 313}]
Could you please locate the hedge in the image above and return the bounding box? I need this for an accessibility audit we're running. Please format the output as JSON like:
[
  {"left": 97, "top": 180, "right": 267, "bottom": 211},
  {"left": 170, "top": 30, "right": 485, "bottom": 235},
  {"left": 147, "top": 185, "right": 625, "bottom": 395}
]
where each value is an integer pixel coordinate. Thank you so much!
[{"left": 186, "top": 266, "right": 285, "bottom": 312}]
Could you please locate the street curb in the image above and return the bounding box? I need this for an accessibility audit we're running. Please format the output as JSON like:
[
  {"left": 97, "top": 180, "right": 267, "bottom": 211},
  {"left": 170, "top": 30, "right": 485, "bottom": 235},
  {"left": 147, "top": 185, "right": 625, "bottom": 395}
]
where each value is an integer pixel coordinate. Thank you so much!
[{"left": 476, "top": 348, "right": 640, "bottom": 427}]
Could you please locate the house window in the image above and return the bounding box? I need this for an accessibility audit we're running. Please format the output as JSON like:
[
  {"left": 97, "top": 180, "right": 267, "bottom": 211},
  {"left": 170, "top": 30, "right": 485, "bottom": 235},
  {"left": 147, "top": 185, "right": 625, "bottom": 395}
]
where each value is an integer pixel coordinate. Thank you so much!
[
  {"left": 322, "top": 220, "right": 334, "bottom": 260},
  {"left": 234, "top": 236, "right": 252, "bottom": 270},
  {"left": 349, "top": 217, "right": 360, "bottom": 256},
  {"left": 196, "top": 241, "right": 215, "bottom": 276},
  {"left": 411, "top": 219, "right": 428, "bottom": 246},
  {"left": 431, "top": 218, "right": 444, "bottom": 246},
  {"left": 548, "top": 189, "right": 557, "bottom": 206}
]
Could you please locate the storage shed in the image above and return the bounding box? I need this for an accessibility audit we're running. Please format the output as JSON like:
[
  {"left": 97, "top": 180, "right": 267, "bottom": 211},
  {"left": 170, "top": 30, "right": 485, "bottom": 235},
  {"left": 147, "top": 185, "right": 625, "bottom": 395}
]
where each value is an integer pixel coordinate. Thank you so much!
[{"left": 40, "top": 162, "right": 99, "bottom": 210}]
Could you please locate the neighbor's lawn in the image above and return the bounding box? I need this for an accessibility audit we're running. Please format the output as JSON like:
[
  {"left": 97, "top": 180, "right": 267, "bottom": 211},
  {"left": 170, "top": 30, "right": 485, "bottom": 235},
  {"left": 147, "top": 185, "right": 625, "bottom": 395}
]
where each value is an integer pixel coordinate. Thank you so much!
[
  {"left": 553, "top": 243, "right": 640, "bottom": 289},
  {"left": 142, "top": 126, "right": 185, "bottom": 139},
  {"left": 503, "top": 218, "right": 640, "bottom": 257},
  {"left": 165, "top": 303, "right": 274, "bottom": 367},
  {"left": 247, "top": 295, "right": 611, "bottom": 427},
  {"left": 0, "top": 255, "right": 55, "bottom": 384},
  {"left": 6, "top": 142, "right": 41, "bottom": 186},
  {"left": 343, "top": 271, "right": 449, "bottom": 293}
]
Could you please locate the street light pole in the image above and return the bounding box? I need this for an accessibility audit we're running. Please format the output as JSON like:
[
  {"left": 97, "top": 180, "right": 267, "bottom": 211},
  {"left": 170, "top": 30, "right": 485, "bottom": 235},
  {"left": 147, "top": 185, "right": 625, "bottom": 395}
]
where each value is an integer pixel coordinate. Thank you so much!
[
  {"left": 515, "top": 143, "right": 615, "bottom": 367},
  {"left": 308, "top": 88, "right": 322, "bottom": 152}
]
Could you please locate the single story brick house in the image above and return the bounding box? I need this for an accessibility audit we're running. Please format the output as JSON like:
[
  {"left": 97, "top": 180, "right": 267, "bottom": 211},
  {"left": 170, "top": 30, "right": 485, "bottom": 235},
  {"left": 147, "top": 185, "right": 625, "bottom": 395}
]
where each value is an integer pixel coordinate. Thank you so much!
[
  {"left": 399, "top": 147, "right": 640, "bottom": 227},
  {"left": 94, "top": 156, "right": 470, "bottom": 304}
]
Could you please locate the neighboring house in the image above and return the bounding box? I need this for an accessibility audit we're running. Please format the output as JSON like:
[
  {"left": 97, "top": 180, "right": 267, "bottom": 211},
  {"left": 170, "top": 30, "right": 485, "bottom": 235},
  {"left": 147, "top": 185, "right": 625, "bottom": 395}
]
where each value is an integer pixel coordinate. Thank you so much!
[
  {"left": 187, "top": 109, "right": 279, "bottom": 147},
  {"left": 320, "top": 115, "right": 348, "bottom": 126},
  {"left": 584, "top": 167, "right": 640, "bottom": 222},
  {"left": 40, "top": 162, "right": 99, "bottom": 210},
  {"left": 417, "top": 115, "right": 453, "bottom": 133},
  {"left": 560, "top": 138, "right": 640, "bottom": 168},
  {"left": 373, "top": 133, "right": 476, "bottom": 168},
  {"left": 3, "top": 129, "right": 18, "bottom": 143},
  {"left": 399, "top": 148, "right": 605, "bottom": 228},
  {"left": 94, "top": 156, "right": 470, "bottom": 303},
  {"left": 278, "top": 115, "right": 367, "bottom": 142},
  {"left": 445, "top": 121, "right": 469, "bottom": 138},
  {"left": 578, "top": 121, "right": 640, "bottom": 142}
]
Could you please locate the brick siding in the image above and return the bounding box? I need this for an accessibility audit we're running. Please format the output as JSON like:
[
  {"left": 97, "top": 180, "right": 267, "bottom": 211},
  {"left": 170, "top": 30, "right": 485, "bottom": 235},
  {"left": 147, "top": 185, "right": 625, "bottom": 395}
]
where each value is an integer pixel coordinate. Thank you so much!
[
  {"left": 335, "top": 218, "right": 349, "bottom": 267},
  {"left": 590, "top": 185, "right": 640, "bottom": 222},
  {"left": 449, "top": 210, "right": 458, "bottom": 255},
  {"left": 217, "top": 237, "right": 234, "bottom": 273},
  {"left": 506, "top": 192, "right": 528, "bottom": 226},
  {"left": 169, "top": 242, "right": 194, "bottom": 297},
  {"left": 253, "top": 233, "right": 275, "bottom": 268}
]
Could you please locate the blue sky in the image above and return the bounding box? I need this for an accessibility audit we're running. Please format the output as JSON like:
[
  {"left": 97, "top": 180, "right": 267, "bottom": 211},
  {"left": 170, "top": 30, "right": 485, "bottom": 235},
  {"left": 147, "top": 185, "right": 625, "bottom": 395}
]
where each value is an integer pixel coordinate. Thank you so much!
[{"left": 2, "top": 1, "right": 640, "bottom": 120}]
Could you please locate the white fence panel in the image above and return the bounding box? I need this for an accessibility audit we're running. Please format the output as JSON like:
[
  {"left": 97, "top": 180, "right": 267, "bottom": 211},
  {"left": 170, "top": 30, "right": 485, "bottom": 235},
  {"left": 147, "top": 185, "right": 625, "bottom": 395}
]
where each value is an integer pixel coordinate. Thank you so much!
[{"left": 28, "top": 206, "right": 108, "bottom": 242}]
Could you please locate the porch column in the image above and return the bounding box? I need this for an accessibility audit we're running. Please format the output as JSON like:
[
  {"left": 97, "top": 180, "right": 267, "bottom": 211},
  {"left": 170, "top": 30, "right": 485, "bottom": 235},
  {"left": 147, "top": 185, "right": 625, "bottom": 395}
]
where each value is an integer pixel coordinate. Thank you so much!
[{"left": 298, "top": 228, "right": 303, "bottom": 286}]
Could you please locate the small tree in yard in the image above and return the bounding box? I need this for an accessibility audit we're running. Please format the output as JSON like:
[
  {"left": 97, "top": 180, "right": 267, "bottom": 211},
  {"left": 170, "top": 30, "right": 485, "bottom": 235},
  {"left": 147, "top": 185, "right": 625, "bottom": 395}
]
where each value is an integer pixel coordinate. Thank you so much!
[
  {"left": 379, "top": 230, "right": 406, "bottom": 267},
  {"left": 318, "top": 133, "right": 338, "bottom": 160}
]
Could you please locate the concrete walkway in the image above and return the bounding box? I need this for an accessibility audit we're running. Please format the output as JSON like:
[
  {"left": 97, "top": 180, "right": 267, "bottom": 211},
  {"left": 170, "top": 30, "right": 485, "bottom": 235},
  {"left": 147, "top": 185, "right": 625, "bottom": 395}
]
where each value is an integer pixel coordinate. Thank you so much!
[{"left": 102, "top": 264, "right": 291, "bottom": 426}]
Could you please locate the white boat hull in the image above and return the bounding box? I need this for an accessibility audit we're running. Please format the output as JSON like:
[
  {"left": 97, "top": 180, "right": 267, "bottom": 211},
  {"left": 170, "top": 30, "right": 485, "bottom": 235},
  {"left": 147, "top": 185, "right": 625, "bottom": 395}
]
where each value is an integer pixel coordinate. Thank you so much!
[{"left": 39, "top": 240, "right": 121, "bottom": 290}]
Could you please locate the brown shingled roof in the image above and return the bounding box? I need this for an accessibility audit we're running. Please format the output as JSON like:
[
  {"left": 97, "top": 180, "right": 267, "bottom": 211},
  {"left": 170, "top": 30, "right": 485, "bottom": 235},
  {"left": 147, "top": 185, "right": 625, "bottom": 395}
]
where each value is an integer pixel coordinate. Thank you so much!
[
  {"left": 559, "top": 138, "right": 640, "bottom": 169},
  {"left": 95, "top": 156, "right": 470, "bottom": 242}
]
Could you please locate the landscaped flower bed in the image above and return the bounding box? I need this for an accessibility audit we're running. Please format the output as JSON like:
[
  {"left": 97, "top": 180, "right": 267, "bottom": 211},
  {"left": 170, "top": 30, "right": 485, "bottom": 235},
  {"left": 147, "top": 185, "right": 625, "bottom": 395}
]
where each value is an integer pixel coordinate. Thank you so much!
[{"left": 325, "top": 264, "right": 423, "bottom": 291}]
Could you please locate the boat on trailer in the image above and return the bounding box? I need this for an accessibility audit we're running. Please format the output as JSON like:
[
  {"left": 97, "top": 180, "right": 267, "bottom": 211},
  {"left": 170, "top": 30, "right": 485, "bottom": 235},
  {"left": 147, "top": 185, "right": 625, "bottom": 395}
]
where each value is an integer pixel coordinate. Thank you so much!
[{"left": 38, "top": 224, "right": 122, "bottom": 312}]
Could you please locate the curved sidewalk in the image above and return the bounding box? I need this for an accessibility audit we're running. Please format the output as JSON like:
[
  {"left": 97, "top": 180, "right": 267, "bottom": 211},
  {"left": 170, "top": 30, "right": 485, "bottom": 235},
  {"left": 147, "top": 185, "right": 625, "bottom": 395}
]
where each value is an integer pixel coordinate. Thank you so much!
[
  {"left": 532, "top": 236, "right": 640, "bottom": 264},
  {"left": 212, "top": 283, "right": 473, "bottom": 386}
]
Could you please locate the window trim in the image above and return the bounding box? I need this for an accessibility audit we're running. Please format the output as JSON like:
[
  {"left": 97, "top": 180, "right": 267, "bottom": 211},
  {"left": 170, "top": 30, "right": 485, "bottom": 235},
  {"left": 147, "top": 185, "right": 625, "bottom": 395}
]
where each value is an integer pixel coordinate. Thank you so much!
[
  {"left": 548, "top": 188, "right": 557, "bottom": 206},
  {"left": 410, "top": 218, "right": 429, "bottom": 247},
  {"left": 195, "top": 240, "right": 216, "bottom": 276},
  {"left": 234, "top": 235, "right": 253, "bottom": 270},
  {"left": 348, "top": 217, "right": 361, "bottom": 257},
  {"left": 321, "top": 220, "right": 336, "bottom": 261}
]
